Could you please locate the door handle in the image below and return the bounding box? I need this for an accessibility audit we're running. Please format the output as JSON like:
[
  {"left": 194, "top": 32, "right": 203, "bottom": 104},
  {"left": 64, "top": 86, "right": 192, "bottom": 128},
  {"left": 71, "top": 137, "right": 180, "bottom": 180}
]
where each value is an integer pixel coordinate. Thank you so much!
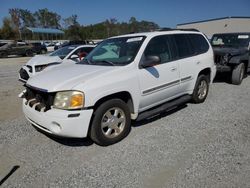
[{"left": 171, "top": 67, "right": 177, "bottom": 71}]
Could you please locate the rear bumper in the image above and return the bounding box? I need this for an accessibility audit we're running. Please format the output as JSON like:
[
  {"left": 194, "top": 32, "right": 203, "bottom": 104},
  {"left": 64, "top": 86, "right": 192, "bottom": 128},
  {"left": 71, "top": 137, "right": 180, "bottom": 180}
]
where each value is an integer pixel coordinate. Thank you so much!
[{"left": 23, "top": 99, "right": 93, "bottom": 138}]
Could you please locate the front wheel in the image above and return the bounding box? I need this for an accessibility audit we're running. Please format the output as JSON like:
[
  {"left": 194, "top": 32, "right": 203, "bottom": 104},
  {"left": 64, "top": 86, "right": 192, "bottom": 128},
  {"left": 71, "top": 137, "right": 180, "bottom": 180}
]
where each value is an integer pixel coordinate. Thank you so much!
[
  {"left": 191, "top": 75, "right": 209, "bottom": 103},
  {"left": 231, "top": 63, "right": 245, "bottom": 85},
  {"left": 0, "top": 51, "right": 7, "bottom": 58},
  {"left": 90, "top": 99, "right": 131, "bottom": 146}
]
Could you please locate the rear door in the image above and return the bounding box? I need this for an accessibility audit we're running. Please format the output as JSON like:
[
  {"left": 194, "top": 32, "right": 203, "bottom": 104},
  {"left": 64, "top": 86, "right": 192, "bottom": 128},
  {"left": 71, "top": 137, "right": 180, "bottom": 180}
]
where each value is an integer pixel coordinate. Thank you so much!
[
  {"left": 138, "top": 35, "right": 181, "bottom": 111},
  {"left": 172, "top": 34, "right": 198, "bottom": 93}
]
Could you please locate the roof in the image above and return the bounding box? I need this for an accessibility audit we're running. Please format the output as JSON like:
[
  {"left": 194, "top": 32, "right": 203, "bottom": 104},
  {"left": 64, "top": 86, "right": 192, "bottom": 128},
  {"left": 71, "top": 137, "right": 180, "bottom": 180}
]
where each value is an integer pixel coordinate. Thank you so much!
[
  {"left": 177, "top": 16, "right": 250, "bottom": 26},
  {"left": 26, "top": 27, "right": 64, "bottom": 34},
  {"left": 111, "top": 30, "right": 202, "bottom": 39}
]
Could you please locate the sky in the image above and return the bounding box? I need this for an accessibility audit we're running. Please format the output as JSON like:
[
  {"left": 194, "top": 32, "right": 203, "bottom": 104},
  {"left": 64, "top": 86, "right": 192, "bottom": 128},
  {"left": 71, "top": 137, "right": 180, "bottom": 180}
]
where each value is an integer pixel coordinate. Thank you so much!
[{"left": 0, "top": 0, "right": 249, "bottom": 27}]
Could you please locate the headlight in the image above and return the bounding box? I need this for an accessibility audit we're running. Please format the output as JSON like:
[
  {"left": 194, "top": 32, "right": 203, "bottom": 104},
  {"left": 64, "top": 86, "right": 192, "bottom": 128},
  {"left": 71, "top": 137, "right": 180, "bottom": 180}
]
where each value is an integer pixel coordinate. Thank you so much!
[
  {"left": 35, "top": 64, "right": 47, "bottom": 72},
  {"left": 53, "top": 91, "right": 84, "bottom": 110}
]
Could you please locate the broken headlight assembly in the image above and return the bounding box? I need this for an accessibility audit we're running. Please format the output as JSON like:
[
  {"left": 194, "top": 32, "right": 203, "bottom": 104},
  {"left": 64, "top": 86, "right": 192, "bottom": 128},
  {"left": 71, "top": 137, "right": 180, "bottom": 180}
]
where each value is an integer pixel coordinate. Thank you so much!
[
  {"left": 53, "top": 91, "right": 85, "bottom": 110},
  {"left": 35, "top": 64, "right": 48, "bottom": 72}
]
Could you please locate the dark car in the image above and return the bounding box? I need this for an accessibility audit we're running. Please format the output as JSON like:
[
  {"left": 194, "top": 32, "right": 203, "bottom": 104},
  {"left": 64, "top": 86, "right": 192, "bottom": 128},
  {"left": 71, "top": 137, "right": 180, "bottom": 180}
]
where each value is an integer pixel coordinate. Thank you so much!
[
  {"left": 30, "top": 42, "right": 47, "bottom": 54},
  {"left": 211, "top": 33, "right": 250, "bottom": 85},
  {"left": 0, "top": 42, "right": 34, "bottom": 58}
]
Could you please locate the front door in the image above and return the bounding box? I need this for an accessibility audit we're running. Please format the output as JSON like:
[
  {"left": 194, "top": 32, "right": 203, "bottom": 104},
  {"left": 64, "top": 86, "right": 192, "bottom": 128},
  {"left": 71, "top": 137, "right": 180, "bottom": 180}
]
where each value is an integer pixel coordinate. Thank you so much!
[{"left": 138, "top": 35, "right": 180, "bottom": 112}]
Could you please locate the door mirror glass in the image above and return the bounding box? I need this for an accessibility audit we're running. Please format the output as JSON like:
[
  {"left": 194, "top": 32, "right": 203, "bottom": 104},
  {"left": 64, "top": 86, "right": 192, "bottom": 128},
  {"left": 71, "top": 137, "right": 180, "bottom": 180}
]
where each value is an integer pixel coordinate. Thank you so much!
[{"left": 141, "top": 55, "right": 161, "bottom": 68}]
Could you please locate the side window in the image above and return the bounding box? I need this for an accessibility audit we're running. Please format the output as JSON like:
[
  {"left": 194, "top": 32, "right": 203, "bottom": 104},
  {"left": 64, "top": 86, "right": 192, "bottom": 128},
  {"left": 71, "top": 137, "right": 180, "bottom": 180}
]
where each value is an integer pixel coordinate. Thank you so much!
[
  {"left": 144, "top": 35, "right": 172, "bottom": 64},
  {"left": 84, "top": 47, "right": 94, "bottom": 53},
  {"left": 188, "top": 34, "right": 209, "bottom": 54},
  {"left": 173, "top": 34, "right": 193, "bottom": 58}
]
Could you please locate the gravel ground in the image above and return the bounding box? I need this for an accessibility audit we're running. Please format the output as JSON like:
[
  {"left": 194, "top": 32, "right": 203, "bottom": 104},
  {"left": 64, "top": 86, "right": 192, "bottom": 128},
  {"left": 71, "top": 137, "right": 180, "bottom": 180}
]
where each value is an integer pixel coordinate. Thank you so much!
[{"left": 0, "top": 57, "right": 250, "bottom": 187}]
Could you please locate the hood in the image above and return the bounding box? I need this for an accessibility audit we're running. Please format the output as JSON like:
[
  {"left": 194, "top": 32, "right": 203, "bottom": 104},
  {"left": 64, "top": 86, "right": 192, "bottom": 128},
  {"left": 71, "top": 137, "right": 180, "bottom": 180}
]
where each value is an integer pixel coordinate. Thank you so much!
[
  {"left": 26, "top": 55, "right": 62, "bottom": 66},
  {"left": 213, "top": 47, "right": 248, "bottom": 56},
  {"left": 27, "top": 64, "right": 118, "bottom": 92}
]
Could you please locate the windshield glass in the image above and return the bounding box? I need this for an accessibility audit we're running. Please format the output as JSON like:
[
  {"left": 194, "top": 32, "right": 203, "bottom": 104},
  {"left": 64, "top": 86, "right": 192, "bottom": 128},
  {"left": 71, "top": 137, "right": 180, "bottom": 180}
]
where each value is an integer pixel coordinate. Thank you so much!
[
  {"left": 49, "top": 46, "right": 76, "bottom": 59},
  {"left": 80, "top": 36, "right": 145, "bottom": 66},
  {"left": 211, "top": 34, "right": 250, "bottom": 47}
]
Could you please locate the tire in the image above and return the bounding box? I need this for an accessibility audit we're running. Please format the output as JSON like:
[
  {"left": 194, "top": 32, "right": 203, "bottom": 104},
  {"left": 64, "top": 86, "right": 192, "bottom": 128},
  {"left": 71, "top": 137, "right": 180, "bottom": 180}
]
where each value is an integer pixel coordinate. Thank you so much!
[
  {"left": 231, "top": 63, "right": 245, "bottom": 85},
  {"left": 0, "top": 51, "right": 7, "bottom": 58},
  {"left": 25, "top": 50, "right": 33, "bottom": 57},
  {"left": 191, "top": 75, "right": 209, "bottom": 103},
  {"left": 90, "top": 99, "right": 131, "bottom": 146},
  {"left": 41, "top": 49, "right": 47, "bottom": 54}
]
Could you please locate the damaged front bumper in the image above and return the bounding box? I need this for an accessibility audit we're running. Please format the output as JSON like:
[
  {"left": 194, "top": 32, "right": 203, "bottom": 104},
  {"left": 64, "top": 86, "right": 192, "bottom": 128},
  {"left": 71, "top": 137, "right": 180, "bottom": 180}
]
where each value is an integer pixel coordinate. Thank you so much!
[{"left": 20, "top": 90, "right": 93, "bottom": 138}]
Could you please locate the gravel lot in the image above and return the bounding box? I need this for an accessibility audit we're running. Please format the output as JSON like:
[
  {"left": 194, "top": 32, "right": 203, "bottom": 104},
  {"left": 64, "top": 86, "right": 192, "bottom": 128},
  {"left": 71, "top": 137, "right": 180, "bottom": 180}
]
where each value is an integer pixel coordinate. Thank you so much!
[{"left": 0, "top": 57, "right": 249, "bottom": 187}]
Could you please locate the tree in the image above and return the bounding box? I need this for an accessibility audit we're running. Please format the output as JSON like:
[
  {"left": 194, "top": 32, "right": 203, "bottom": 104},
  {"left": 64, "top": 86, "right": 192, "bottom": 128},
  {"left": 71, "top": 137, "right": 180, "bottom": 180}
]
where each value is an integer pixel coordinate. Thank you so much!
[
  {"left": 19, "top": 9, "right": 36, "bottom": 27},
  {"left": 63, "top": 15, "right": 79, "bottom": 28},
  {"left": 9, "top": 8, "right": 21, "bottom": 39},
  {"left": 34, "top": 8, "right": 61, "bottom": 28},
  {"left": 0, "top": 17, "right": 17, "bottom": 39}
]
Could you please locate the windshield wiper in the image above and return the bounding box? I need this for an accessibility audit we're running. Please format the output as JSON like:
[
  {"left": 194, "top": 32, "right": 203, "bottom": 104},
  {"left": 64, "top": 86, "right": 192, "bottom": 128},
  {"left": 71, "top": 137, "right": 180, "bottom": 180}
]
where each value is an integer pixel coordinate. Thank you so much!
[
  {"left": 79, "top": 58, "right": 91, "bottom": 65},
  {"left": 96, "top": 60, "right": 115, "bottom": 66}
]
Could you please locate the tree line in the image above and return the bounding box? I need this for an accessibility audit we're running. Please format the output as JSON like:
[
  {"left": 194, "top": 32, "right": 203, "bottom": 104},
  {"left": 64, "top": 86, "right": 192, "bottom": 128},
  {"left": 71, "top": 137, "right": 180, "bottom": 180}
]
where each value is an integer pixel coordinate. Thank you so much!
[{"left": 0, "top": 8, "right": 159, "bottom": 40}]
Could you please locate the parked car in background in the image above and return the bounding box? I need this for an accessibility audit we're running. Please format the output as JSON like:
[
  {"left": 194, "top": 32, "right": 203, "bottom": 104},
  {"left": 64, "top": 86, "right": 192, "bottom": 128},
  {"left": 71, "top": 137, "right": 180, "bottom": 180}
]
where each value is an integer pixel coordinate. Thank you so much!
[
  {"left": 30, "top": 42, "right": 47, "bottom": 54},
  {"left": 0, "top": 41, "right": 33, "bottom": 58},
  {"left": 54, "top": 40, "right": 95, "bottom": 50},
  {"left": 211, "top": 32, "right": 250, "bottom": 85},
  {"left": 19, "top": 44, "right": 95, "bottom": 82},
  {"left": 46, "top": 43, "right": 55, "bottom": 52},
  {"left": 20, "top": 29, "right": 216, "bottom": 146}
]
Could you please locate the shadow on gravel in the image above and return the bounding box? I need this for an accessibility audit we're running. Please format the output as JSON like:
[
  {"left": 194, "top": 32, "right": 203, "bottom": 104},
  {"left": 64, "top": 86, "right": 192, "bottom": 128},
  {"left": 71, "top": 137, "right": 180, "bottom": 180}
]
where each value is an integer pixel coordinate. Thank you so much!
[
  {"left": 0, "top": 165, "right": 20, "bottom": 186},
  {"left": 214, "top": 71, "right": 250, "bottom": 84},
  {"left": 213, "top": 72, "right": 232, "bottom": 84},
  {"left": 48, "top": 136, "right": 94, "bottom": 147},
  {"left": 132, "top": 104, "right": 187, "bottom": 128},
  {"left": 33, "top": 126, "right": 94, "bottom": 147}
]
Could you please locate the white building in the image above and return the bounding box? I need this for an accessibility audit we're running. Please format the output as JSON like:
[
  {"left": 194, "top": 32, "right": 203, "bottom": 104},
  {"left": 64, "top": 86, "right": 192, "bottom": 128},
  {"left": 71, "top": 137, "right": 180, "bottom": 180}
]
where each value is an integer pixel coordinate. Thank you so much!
[{"left": 177, "top": 17, "right": 250, "bottom": 38}]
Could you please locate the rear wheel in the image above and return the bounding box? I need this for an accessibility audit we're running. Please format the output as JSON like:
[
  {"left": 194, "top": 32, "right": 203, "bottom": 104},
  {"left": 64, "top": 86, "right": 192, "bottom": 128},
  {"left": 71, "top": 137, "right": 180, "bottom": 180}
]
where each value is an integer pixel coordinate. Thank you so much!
[
  {"left": 25, "top": 50, "right": 33, "bottom": 57},
  {"left": 232, "top": 63, "right": 245, "bottom": 85},
  {"left": 90, "top": 99, "right": 131, "bottom": 146},
  {"left": 191, "top": 75, "right": 209, "bottom": 103},
  {"left": 41, "top": 49, "right": 47, "bottom": 54}
]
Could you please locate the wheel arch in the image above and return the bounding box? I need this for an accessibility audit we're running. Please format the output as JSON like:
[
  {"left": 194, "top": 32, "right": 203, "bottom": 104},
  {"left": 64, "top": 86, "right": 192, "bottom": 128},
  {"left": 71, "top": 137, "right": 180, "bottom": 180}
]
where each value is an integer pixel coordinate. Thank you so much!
[
  {"left": 93, "top": 91, "right": 135, "bottom": 114},
  {"left": 198, "top": 67, "right": 211, "bottom": 82}
]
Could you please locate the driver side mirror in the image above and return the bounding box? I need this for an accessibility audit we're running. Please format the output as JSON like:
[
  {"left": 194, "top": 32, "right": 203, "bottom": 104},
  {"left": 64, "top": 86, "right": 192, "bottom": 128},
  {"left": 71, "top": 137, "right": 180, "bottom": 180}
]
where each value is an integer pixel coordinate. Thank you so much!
[{"left": 141, "top": 55, "right": 161, "bottom": 68}]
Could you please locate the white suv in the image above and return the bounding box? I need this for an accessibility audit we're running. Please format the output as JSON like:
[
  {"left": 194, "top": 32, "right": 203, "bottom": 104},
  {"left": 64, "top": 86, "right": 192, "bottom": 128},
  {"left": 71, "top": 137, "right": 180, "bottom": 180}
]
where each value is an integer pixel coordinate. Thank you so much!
[{"left": 21, "top": 30, "right": 216, "bottom": 146}]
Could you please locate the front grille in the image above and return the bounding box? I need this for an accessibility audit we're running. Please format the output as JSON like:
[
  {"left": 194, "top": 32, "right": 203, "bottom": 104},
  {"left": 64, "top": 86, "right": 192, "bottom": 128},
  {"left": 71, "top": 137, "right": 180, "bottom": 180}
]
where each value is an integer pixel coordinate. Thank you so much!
[
  {"left": 24, "top": 86, "right": 55, "bottom": 112},
  {"left": 19, "top": 68, "right": 29, "bottom": 81}
]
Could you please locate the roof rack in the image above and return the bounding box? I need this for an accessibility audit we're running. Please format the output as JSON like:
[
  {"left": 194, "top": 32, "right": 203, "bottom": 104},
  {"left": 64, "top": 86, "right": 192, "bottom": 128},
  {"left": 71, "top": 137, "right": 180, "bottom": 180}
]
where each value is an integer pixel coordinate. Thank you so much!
[{"left": 156, "top": 28, "right": 200, "bottom": 32}]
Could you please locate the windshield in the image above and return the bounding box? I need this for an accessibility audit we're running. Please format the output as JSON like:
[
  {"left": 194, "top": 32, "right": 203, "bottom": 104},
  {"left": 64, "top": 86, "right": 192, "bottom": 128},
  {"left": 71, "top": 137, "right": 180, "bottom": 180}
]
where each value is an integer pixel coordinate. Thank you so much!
[
  {"left": 49, "top": 46, "right": 76, "bottom": 59},
  {"left": 80, "top": 36, "right": 145, "bottom": 66},
  {"left": 211, "top": 34, "right": 250, "bottom": 47}
]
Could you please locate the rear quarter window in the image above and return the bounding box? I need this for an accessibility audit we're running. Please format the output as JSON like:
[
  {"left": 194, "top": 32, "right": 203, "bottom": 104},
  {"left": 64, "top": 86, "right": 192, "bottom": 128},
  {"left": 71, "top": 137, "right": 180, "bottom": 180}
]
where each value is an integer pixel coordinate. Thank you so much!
[
  {"left": 173, "top": 34, "right": 193, "bottom": 58},
  {"left": 188, "top": 34, "right": 209, "bottom": 55}
]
